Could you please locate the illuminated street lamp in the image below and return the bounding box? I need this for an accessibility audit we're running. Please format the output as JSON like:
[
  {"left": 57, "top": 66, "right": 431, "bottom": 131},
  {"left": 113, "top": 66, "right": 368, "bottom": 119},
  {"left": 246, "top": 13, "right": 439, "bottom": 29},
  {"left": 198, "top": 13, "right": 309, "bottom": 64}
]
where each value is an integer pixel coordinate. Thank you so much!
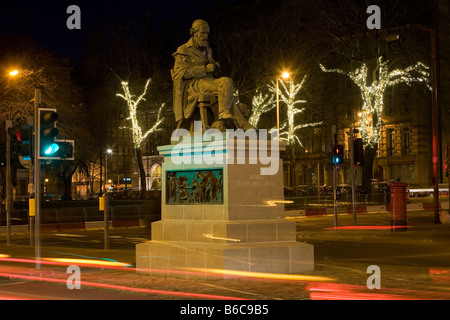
[
  {"left": 9, "top": 69, "right": 19, "bottom": 77},
  {"left": 276, "top": 71, "right": 290, "bottom": 140}
]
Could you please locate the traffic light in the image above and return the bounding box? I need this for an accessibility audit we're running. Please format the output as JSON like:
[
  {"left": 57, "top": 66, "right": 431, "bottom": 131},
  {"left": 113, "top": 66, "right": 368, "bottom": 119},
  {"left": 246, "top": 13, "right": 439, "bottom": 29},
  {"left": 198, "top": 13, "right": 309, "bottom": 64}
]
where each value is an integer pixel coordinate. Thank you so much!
[
  {"left": 353, "top": 138, "right": 364, "bottom": 167},
  {"left": 38, "top": 108, "right": 59, "bottom": 159},
  {"left": 332, "top": 145, "right": 344, "bottom": 166},
  {"left": 17, "top": 126, "right": 33, "bottom": 160},
  {"left": 53, "top": 140, "right": 75, "bottom": 160}
]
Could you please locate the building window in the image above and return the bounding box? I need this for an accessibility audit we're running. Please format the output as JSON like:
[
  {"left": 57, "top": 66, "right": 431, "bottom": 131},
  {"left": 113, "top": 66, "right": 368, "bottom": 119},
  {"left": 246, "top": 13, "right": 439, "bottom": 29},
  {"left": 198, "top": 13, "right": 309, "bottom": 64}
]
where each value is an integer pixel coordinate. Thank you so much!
[
  {"left": 149, "top": 164, "right": 162, "bottom": 190},
  {"left": 345, "top": 78, "right": 352, "bottom": 90},
  {"left": 385, "top": 93, "right": 395, "bottom": 115},
  {"left": 390, "top": 164, "right": 415, "bottom": 183},
  {"left": 345, "top": 100, "right": 352, "bottom": 118},
  {"left": 402, "top": 127, "right": 410, "bottom": 156},
  {"left": 401, "top": 93, "right": 411, "bottom": 114},
  {"left": 387, "top": 128, "right": 395, "bottom": 156},
  {"left": 313, "top": 135, "right": 322, "bottom": 153},
  {"left": 312, "top": 112, "right": 321, "bottom": 122}
]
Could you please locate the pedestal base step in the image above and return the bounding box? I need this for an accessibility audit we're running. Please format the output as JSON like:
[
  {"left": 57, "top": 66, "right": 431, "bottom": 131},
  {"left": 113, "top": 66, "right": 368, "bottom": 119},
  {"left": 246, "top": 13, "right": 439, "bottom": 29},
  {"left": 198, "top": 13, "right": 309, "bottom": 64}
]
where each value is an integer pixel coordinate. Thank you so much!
[
  {"left": 136, "top": 240, "right": 313, "bottom": 279},
  {"left": 151, "top": 219, "right": 297, "bottom": 243}
]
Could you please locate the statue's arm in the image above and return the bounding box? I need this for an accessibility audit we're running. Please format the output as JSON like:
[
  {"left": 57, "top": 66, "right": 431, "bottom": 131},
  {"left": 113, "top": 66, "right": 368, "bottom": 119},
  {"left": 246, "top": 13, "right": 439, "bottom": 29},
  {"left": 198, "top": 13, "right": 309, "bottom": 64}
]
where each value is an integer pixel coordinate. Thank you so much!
[{"left": 173, "top": 54, "right": 207, "bottom": 80}]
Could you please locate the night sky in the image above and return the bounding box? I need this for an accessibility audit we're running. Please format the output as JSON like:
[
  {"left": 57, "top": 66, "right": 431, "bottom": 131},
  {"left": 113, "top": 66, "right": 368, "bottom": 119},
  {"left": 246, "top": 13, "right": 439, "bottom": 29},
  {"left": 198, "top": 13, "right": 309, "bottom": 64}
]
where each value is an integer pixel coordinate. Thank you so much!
[{"left": 0, "top": 0, "right": 230, "bottom": 65}]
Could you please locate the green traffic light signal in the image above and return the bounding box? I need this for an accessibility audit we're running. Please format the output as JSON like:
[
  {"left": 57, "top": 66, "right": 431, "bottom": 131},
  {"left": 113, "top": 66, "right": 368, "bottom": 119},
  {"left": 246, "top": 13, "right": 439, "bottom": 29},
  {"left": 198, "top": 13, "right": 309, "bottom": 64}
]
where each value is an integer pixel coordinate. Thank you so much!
[
  {"left": 44, "top": 143, "right": 60, "bottom": 156},
  {"left": 37, "top": 107, "right": 75, "bottom": 160},
  {"left": 38, "top": 108, "right": 59, "bottom": 159}
]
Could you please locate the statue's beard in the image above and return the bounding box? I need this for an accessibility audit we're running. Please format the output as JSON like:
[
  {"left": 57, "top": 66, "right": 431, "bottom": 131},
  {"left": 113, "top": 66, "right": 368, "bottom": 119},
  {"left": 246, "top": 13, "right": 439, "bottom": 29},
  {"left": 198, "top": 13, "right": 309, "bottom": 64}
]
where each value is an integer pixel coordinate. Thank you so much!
[{"left": 195, "top": 38, "right": 209, "bottom": 49}]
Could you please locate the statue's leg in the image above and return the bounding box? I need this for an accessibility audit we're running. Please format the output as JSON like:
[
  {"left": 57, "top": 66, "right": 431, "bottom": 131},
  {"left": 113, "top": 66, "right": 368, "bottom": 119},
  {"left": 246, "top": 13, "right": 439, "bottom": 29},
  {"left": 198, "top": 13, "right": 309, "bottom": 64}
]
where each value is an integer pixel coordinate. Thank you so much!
[
  {"left": 214, "top": 77, "right": 234, "bottom": 119},
  {"left": 231, "top": 104, "right": 256, "bottom": 131},
  {"left": 197, "top": 78, "right": 233, "bottom": 120}
]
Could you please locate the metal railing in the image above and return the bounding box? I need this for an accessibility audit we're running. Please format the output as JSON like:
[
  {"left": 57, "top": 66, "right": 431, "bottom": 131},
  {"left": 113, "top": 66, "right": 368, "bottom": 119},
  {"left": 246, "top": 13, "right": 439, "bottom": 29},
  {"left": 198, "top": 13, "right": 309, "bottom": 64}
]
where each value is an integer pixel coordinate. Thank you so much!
[
  {"left": 284, "top": 192, "right": 391, "bottom": 211},
  {"left": 0, "top": 199, "right": 161, "bottom": 227}
]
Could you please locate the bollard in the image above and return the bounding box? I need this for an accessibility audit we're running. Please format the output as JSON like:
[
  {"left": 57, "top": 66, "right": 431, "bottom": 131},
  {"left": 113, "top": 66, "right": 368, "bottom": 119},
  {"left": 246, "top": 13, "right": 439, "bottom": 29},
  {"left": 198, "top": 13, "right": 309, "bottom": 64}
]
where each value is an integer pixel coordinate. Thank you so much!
[
  {"left": 99, "top": 196, "right": 110, "bottom": 250},
  {"left": 389, "top": 182, "right": 408, "bottom": 231}
]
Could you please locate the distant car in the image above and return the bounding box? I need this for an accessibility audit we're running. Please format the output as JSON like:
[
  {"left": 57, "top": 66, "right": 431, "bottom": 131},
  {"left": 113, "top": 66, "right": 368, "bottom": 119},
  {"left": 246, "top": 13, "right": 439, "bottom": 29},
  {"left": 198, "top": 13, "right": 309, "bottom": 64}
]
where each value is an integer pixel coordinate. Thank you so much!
[
  {"left": 378, "top": 182, "right": 391, "bottom": 194},
  {"left": 310, "top": 185, "right": 333, "bottom": 196},
  {"left": 128, "top": 190, "right": 141, "bottom": 199},
  {"left": 337, "top": 185, "right": 352, "bottom": 195},
  {"left": 284, "top": 186, "right": 309, "bottom": 197},
  {"left": 284, "top": 186, "right": 294, "bottom": 197},
  {"left": 106, "top": 191, "right": 127, "bottom": 200},
  {"left": 356, "top": 185, "right": 370, "bottom": 195},
  {"left": 408, "top": 184, "right": 449, "bottom": 197},
  {"left": 292, "top": 185, "right": 309, "bottom": 196}
]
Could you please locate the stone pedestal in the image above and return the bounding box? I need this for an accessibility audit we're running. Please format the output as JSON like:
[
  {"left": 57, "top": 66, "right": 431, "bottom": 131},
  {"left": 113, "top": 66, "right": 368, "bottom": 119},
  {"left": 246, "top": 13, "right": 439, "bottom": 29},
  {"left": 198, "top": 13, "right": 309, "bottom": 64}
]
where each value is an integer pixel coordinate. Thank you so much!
[{"left": 136, "top": 135, "right": 314, "bottom": 278}]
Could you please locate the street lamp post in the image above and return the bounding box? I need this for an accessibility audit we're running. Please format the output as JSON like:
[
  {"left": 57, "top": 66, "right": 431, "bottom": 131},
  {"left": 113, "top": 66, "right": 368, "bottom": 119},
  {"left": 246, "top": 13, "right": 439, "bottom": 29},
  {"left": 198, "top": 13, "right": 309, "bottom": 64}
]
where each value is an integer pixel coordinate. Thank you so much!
[
  {"left": 407, "top": 25, "right": 440, "bottom": 224},
  {"left": 105, "top": 149, "right": 112, "bottom": 191},
  {"left": 429, "top": 28, "right": 440, "bottom": 224},
  {"left": 6, "top": 69, "right": 43, "bottom": 268},
  {"left": 5, "top": 69, "right": 20, "bottom": 246},
  {"left": 386, "top": 26, "right": 440, "bottom": 223},
  {"left": 33, "top": 88, "right": 41, "bottom": 269},
  {"left": 5, "top": 120, "right": 12, "bottom": 246}
]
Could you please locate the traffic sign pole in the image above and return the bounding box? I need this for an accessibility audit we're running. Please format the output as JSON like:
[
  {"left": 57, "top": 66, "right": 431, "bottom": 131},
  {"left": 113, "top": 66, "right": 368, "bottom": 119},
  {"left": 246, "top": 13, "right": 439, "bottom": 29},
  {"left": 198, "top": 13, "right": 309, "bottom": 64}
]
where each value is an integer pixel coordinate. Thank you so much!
[
  {"left": 332, "top": 125, "right": 338, "bottom": 228},
  {"left": 5, "top": 120, "right": 12, "bottom": 246},
  {"left": 34, "top": 89, "right": 41, "bottom": 270},
  {"left": 351, "top": 130, "right": 357, "bottom": 227}
]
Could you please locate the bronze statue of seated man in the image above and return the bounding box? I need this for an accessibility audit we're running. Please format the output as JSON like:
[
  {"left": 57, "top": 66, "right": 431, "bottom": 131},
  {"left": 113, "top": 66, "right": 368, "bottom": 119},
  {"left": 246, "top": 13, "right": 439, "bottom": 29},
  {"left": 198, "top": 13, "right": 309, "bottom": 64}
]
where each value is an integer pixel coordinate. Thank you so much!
[{"left": 172, "top": 19, "right": 254, "bottom": 132}]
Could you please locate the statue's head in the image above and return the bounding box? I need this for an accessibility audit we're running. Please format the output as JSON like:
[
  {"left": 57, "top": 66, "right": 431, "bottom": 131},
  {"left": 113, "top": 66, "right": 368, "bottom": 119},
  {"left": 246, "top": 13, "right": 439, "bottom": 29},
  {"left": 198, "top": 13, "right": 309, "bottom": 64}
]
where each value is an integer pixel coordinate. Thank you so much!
[{"left": 190, "top": 19, "right": 210, "bottom": 49}]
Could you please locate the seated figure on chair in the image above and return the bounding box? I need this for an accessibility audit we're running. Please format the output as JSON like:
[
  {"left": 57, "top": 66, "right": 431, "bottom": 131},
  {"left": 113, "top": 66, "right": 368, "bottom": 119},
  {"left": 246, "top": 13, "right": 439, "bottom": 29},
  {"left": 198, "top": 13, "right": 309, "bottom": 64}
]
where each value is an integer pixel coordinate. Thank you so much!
[{"left": 172, "top": 19, "right": 254, "bottom": 132}]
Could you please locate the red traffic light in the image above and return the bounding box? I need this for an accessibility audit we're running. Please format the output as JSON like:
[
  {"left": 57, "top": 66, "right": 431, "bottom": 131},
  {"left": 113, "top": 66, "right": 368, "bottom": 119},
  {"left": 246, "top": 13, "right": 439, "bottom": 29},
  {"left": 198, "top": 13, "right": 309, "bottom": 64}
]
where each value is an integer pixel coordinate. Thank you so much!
[{"left": 16, "top": 127, "right": 31, "bottom": 142}]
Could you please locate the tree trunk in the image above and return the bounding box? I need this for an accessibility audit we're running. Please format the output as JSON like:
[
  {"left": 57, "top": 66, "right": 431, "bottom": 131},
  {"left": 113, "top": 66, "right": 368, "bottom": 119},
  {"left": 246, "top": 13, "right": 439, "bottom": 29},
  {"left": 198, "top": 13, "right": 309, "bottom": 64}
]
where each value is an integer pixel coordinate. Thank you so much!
[
  {"left": 136, "top": 147, "right": 146, "bottom": 198},
  {"left": 62, "top": 163, "right": 78, "bottom": 200},
  {"left": 361, "top": 144, "right": 378, "bottom": 191},
  {"left": 289, "top": 144, "right": 296, "bottom": 187}
]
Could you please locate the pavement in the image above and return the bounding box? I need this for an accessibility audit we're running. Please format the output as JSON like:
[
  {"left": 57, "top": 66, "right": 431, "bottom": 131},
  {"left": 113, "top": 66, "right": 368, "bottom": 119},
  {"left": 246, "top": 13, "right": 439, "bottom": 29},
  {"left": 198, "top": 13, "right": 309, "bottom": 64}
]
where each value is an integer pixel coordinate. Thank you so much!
[
  {"left": 292, "top": 210, "right": 450, "bottom": 297},
  {"left": 0, "top": 209, "right": 449, "bottom": 301}
]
